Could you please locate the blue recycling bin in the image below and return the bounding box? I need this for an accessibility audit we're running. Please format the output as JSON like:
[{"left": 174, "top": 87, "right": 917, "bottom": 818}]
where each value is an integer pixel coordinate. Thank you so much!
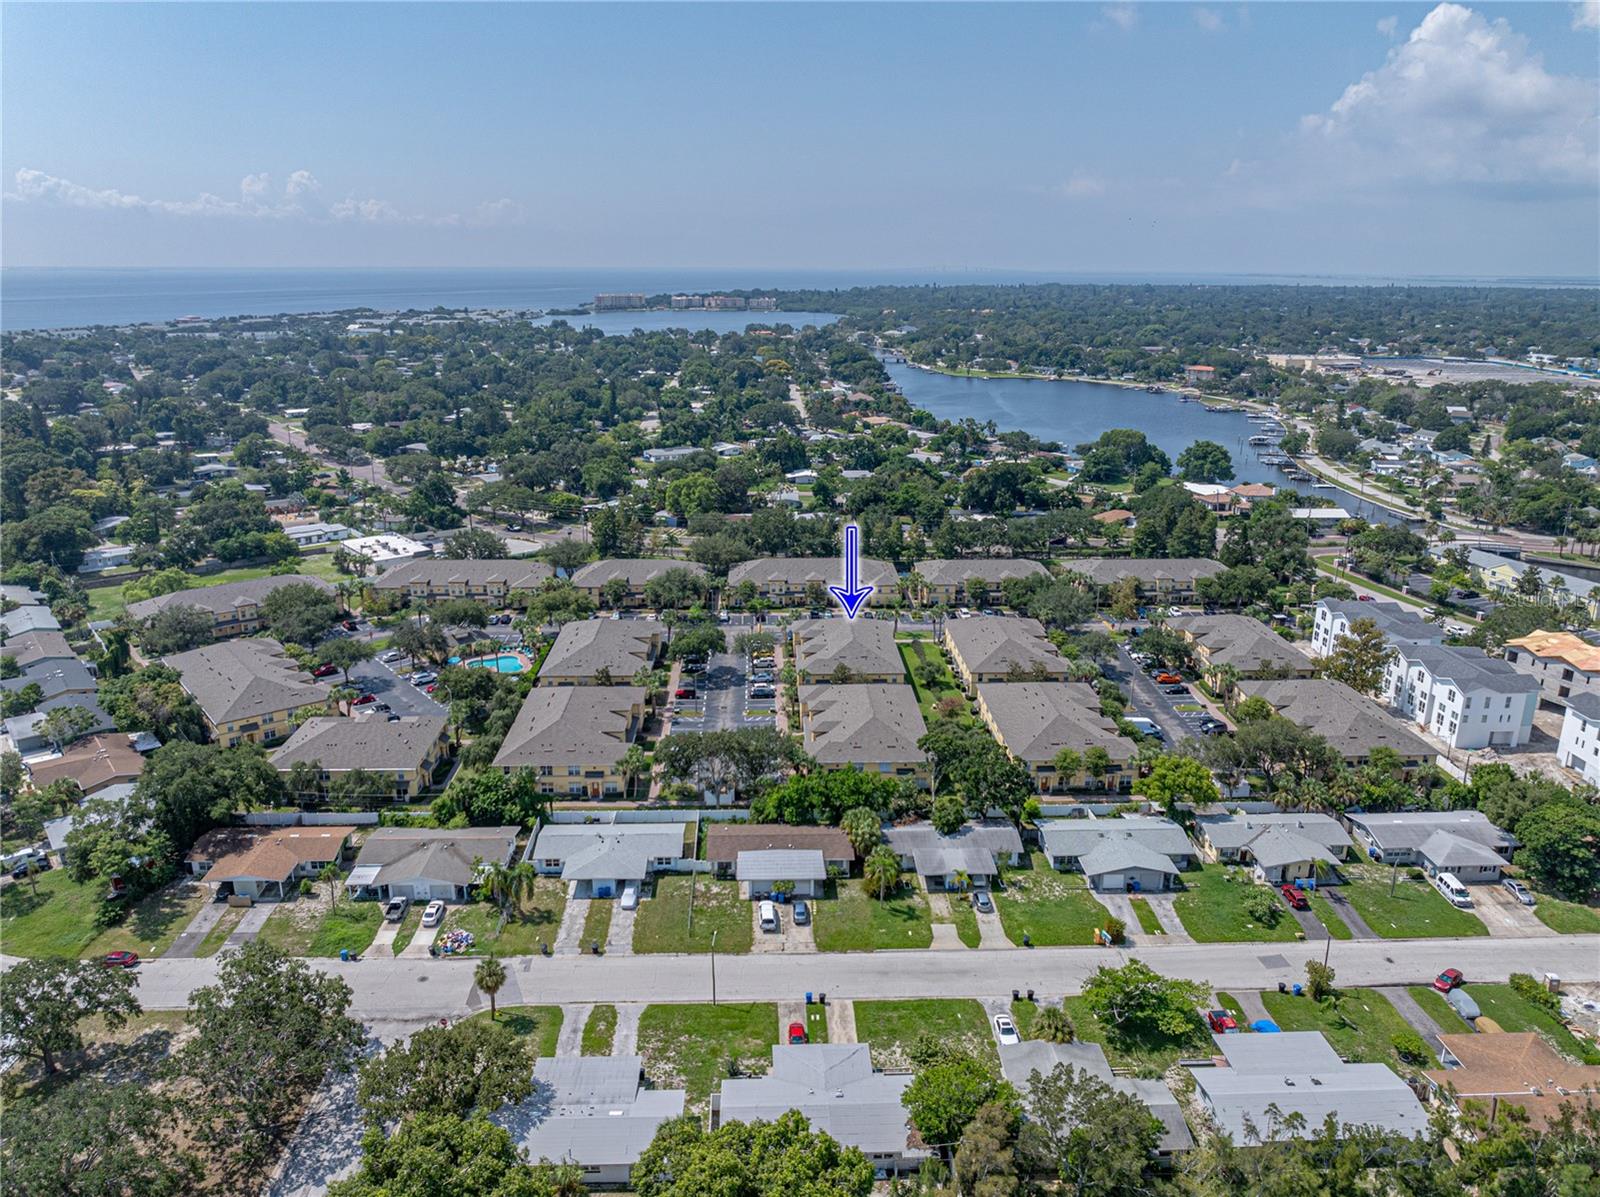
[
  {"left": 806, "top": 992, "right": 813, "bottom": 1005},
  {"left": 340, "top": 948, "right": 350, "bottom": 962},
  {"left": 1292, "top": 983, "right": 1303, "bottom": 996}
]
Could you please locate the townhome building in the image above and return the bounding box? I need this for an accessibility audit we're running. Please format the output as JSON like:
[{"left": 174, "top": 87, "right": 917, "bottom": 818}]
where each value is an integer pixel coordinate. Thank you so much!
[
  {"left": 788, "top": 618, "right": 904, "bottom": 683},
  {"left": 796, "top": 684, "right": 929, "bottom": 786},
  {"left": 912, "top": 558, "right": 1049, "bottom": 605},
  {"left": 726, "top": 557, "right": 897, "bottom": 605},
  {"left": 976, "top": 682, "right": 1133, "bottom": 792},
  {"left": 569, "top": 558, "right": 707, "bottom": 607},
  {"left": 1165, "top": 613, "right": 1315, "bottom": 691},
  {"left": 1059, "top": 557, "right": 1225, "bottom": 603},
  {"left": 943, "top": 616, "right": 1071, "bottom": 691},
  {"left": 1235, "top": 678, "right": 1435, "bottom": 771},
  {"left": 1467, "top": 550, "right": 1600, "bottom": 621},
  {"left": 163, "top": 638, "right": 331, "bottom": 746},
  {"left": 537, "top": 622, "right": 661, "bottom": 685},
  {"left": 127, "top": 575, "right": 337, "bottom": 639},
  {"left": 1380, "top": 643, "right": 1539, "bottom": 750},
  {"left": 270, "top": 714, "right": 450, "bottom": 800},
  {"left": 491, "top": 686, "right": 645, "bottom": 797},
  {"left": 1309, "top": 598, "right": 1444, "bottom": 658},
  {"left": 369, "top": 557, "right": 555, "bottom": 606},
  {"left": 1557, "top": 693, "right": 1600, "bottom": 783},
  {"left": 1503, "top": 630, "right": 1600, "bottom": 710}
]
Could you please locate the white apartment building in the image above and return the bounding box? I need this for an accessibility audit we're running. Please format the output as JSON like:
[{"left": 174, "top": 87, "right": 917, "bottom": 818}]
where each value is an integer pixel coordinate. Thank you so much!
[
  {"left": 1309, "top": 598, "right": 1444, "bottom": 658},
  {"left": 1381, "top": 644, "right": 1539, "bottom": 751},
  {"left": 1557, "top": 693, "right": 1600, "bottom": 783}
]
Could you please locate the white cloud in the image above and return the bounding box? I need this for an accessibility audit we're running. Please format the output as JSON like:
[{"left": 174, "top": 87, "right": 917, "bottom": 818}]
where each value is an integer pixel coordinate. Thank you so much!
[
  {"left": 1099, "top": 3, "right": 1137, "bottom": 31},
  {"left": 1056, "top": 173, "right": 1108, "bottom": 199},
  {"left": 1296, "top": 3, "right": 1598, "bottom": 196},
  {"left": 1376, "top": 15, "right": 1399, "bottom": 37},
  {"left": 1573, "top": 2, "right": 1600, "bottom": 30},
  {"left": 1193, "top": 7, "right": 1224, "bottom": 32},
  {"left": 3, "top": 167, "right": 509, "bottom": 227}
]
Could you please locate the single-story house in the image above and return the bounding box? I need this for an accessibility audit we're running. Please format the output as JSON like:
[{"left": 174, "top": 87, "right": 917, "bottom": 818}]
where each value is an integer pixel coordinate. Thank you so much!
[
  {"left": 343, "top": 825, "right": 520, "bottom": 903},
  {"left": 270, "top": 715, "right": 450, "bottom": 800},
  {"left": 884, "top": 820, "right": 1024, "bottom": 891},
  {"left": 1038, "top": 816, "right": 1196, "bottom": 892},
  {"left": 1424, "top": 1034, "right": 1600, "bottom": 1131},
  {"left": 1194, "top": 812, "right": 1351, "bottom": 884},
  {"left": 1345, "top": 810, "right": 1516, "bottom": 882},
  {"left": 704, "top": 824, "right": 856, "bottom": 880},
  {"left": 26, "top": 732, "right": 151, "bottom": 796},
  {"left": 530, "top": 822, "right": 691, "bottom": 898},
  {"left": 1, "top": 657, "right": 100, "bottom": 705},
  {"left": 497, "top": 1056, "right": 686, "bottom": 1187},
  {"left": 188, "top": 825, "right": 356, "bottom": 900},
  {"left": 713, "top": 1044, "right": 931, "bottom": 1174},
  {"left": 735, "top": 849, "right": 828, "bottom": 899},
  {"left": 4, "top": 700, "right": 114, "bottom": 756},
  {"left": 1190, "top": 1031, "right": 1429, "bottom": 1143},
  {"left": 43, "top": 781, "right": 140, "bottom": 862},
  {"left": 999, "top": 1040, "right": 1192, "bottom": 1154}
]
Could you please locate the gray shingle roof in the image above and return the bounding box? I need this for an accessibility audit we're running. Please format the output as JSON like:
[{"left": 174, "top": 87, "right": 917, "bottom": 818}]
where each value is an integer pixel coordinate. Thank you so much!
[
  {"left": 0, "top": 630, "right": 77, "bottom": 670},
  {"left": 532, "top": 823, "right": 687, "bottom": 882},
  {"left": 718, "top": 1045, "right": 927, "bottom": 1160},
  {"left": 1061, "top": 557, "right": 1225, "bottom": 587},
  {"left": 945, "top": 617, "right": 1070, "bottom": 678},
  {"left": 163, "top": 638, "right": 330, "bottom": 724},
  {"left": 797, "top": 684, "right": 927, "bottom": 766},
  {"left": 1346, "top": 809, "right": 1515, "bottom": 854},
  {"left": 270, "top": 715, "right": 446, "bottom": 773},
  {"left": 999, "top": 1041, "right": 1192, "bottom": 1153},
  {"left": 0, "top": 606, "right": 61, "bottom": 636},
  {"left": 735, "top": 849, "right": 828, "bottom": 883},
  {"left": 1568, "top": 691, "right": 1600, "bottom": 721},
  {"left": 539, "top": 621, "right": 658, "bottom": 680},
  {"left": 726, "top": 556, "right": 897, "bottom": 591},
  {"left": 1167, "top": 613, "right": 1311, "bottom": 673},
  {"left": 1236, "top": 678, "right": 1435, "bottom": 762},
  {"left": 1197, "top": 812, "right": 1349, "bottom": 858},
  {"left": 1076, "top": 838, "right": 1181, "bottom": 879},
  {"left": 1233, "top": 826, "right": 1340, "bottom": 870},
  {"left": 369, "top": 557, "right": 553, "bottom": 592},
  {"left": 705, "top": 824, "right": 856, "bottom": 865},
  {"left": 497, "top": 1056, "right": 685, "bottom": 1172},
  {"left": 885, "top": 820, "right": 1023, "bottom": 877},
  {"left": 570, "top": 558, "right": 707, "bottom": 588},
  {"left": 1316, "top": 598, "right": 1441, "bottom": 644},
  {"left": 492, "top": 687, "right": 643, "bottom": 768},
  {"left": 914, "top": 558, "right": 1050, "bottom": 586},
  {"left": 977, "top": 682, "right": 1130, "bottom": 763},
  {"left": 1, "top": 658, "right": 98, "bottom": 700},
  {"left": 1416, "top": 829, "right": 1512, "bottom": 869},
  {"left": 126, "top": 574, "right": 334, "bottom": 621},
  {"left": 347, "top": 826, "right": 519, "bottom": 888},
  {"left": 790, "top": 618, "right": 904, "bottom": 679},
  {"left": 1038, "top": 816, "right": 1194, "bottom": 864},
  {"left": 1392, "top": 644, "right": 1539, "bottom": 693}
]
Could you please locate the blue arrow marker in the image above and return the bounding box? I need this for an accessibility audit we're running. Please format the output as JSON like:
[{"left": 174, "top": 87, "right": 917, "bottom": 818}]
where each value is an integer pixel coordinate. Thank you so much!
[{"left": 828, "top": 523, "right": 873, "bottom": 619}]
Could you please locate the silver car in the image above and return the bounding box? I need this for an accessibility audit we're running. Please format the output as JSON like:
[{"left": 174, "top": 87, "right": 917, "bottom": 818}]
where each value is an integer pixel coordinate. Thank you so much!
[{"left": 1502, "top": 878, "right": 1536, "bottom": 906}]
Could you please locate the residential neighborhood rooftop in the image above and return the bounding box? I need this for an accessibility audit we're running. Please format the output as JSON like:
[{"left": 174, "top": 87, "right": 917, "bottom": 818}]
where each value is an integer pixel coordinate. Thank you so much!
[
  {"left": 492, "top": 686, "right": 644, "bottom": 769},
  {"left": 1235, "top": 678, "right": 1435, "bottom": 762},
  {"left": 797, "top": 683, "right": 928, "bottom": 766},
  {"left": 163, "top": 638, "right": 331, "bottom": 724},
  {"left": 126, "top": 573, "right": 334, "bottom": 621}
]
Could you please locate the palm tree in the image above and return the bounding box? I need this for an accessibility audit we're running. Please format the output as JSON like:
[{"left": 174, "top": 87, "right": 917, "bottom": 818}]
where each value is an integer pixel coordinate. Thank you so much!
[
  {"left": 477, "top": 859, "right": 517, "bottom": 914},
  {"left": 1032, "top": 1003, "right": 1076, "bottom": 1044},
  {"left": 840, "top": 806, "right": 882, "bottom": 858},
  {"left": 318, "top": 862, "right": 342, "bottom": 909},
  {"left": 618, "top": 744, "right": 651, "bottom": 798},
  {"left": 474, "top": 956, "right": 507, "bottom": 1021},
  {"left": 863, "top": 845, "right": 901, "bottom": 901}
]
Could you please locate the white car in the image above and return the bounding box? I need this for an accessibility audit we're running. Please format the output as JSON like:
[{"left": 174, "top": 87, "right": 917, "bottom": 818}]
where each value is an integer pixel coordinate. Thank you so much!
[
  {"left": 381, "top": 650, "right": 404, "bottom": 663},
  {"left": 421, "top": 899, "right": 446, "bottom": 927},
  {"left": 620, "top": 882, "right": 639, "bottom": 910},
  {"left": 992, "top": 1014, "right": 1021, "bottom": 1045}
]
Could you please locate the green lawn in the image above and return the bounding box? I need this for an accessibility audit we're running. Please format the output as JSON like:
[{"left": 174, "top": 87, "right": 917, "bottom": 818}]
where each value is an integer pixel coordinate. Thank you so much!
[
  {"left": 854, "top": 998, "right": 996, "bottom": 1071},
  {"left": 0, "top": 872, "right": 209, "bottom": 959},
  {"left": 995, "top": 853, "right": 1110, "bottom": 947},
  {"left": 1171, "top": 865, "right": 1301, "bottom": 943},
  {"left": 441, "top": 879, "right": 566, "bottom": 955},
  {"left": 1469, "top": 985, "right": 1600, "bottom": 1064},
  {"left": 195, "top": 903, "right": 248, "bottom": 956},
  {"left": 1128, "top": 897, "right": 1165, "bottom": 936},
  {"left": 1060, "top": 996, "right": 1209, "bottom": 1077},
  {"left": 803, "top": 1001, "right": 829, "bottom": 1043},
  {"left": 1259, "top": 988, "right": 1420, "bottom": 1069},
  {"left": 583, "top": 1005, "right": 618, "bottom": 1055},
  {"left": 1308, "top": 892, "right": 1353, "bottom": 940},
  {"left": 638, "top": 1002, "right": 777, "bottom": 1109},
  {"left": 1406, "top": 986, "right": 1473, "bottom": 1034},
  {"left": 256, "top": 895, "right": 383, "bottom": 957},
  {"left": 632, "top": 876, "right": 752, "bottom": 954},
  {"left": 1531, "top": 893, "right": 1600, "bottom": 934},
  {"left": 1216, "top": 992, "right": 1247, "bottom": 1023},
  {"left": 898, "top": 638, "right": 965, "bottom": 719},
  {"left": 471, "top": 1005, "right": 564, "bottom": 1057},
  {"left": 581, "top": 899, "right": 613, "bottom": 952},
  {"left": 1341, "top": 869, "right": 1489, "bottom": 938},
  {"left": 813, "top": 879, "right": 932, "bottom": 951},
  {"left": 944, "top": 893, "right": 982, "bottom": 948}
]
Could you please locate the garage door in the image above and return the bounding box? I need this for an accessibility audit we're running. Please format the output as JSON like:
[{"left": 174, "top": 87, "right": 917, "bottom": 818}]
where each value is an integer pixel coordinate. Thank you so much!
[{"left": 1097, "top": 874, "right": 1122, "bottom": 891}]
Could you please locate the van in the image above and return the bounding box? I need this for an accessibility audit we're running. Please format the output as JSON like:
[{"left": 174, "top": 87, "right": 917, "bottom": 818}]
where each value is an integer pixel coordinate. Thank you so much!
[
  {"left": 1432, "top": 871, "right": 1472, "bottom": 908},
  {"left": 759, "top": 900, "right": 780, "bottom": 932}
]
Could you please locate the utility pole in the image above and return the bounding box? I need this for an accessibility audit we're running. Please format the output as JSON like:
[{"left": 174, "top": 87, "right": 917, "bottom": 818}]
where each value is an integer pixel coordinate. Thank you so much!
[
  {"left": 1389, "top": 859, "right": 1399, "bottom": 897},
  {"left": 710, "top": 928, "right": 719, "bottom": 1006}
]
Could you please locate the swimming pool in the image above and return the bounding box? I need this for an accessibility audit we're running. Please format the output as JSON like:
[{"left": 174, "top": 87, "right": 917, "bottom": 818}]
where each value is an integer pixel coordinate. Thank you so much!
[{"left": 446, "top": 653, "right": 528, "bottom": 673}]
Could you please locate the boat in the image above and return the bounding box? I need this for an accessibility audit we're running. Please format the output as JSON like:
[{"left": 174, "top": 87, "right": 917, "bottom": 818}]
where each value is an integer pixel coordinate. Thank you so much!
[
  {"left": 1312, "top": 481, "right": 1337, "bottom": 490},
  {"left": 1447, "top": 988, "right": 1480, "bottom": 1021},
  {"left": 1248, "top": 434, "right": 1280, "bottom": 446},
  {"left": 1202, "top": 404, "right": 1231, "bottom": 413},
  {"left": 1282, "top": 468, "right": 1311, "bottom": 481}
]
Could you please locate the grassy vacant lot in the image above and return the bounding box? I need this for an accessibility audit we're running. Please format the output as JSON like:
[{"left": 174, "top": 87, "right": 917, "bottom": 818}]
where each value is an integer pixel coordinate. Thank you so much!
[
  {"left": 1259, "top": 988, "right": 1418, "bottom": 1068},
  {"left": 813, "top": 878, "right": 932, "bottom": 951},
  {"left": 1469, "top": 984, "right": 1600, "bottom": 1064},
  {"left": 581, "top": 899, "right": 613, "bottom": 951},
  {"left": 1342, "top": 868, "right": 1489, "bottom": 938},
  {"left": 1308, "top": 892, "right": 1353, "bottom": 940},
  {"left": 1060, "top": 996, "right": 1209, "bottom": 1077},
  {"left": 9, "top": 1009, "right": 191, "bottom": 1097},
  {"left": 1128, "top": 898, "right": 1164, "bottom": 936},
  {"left": 638, "top": 1002, "right": 777, "bottom": 1109},
  {"left": 995, "top": 854, "right": 1108, "bottom": 947},
  {"left": 1406, "top": 986, "right": 1473, "bottom": 1034},
  {"left": 0, "top": 872, "right": 209, "bottom": 959},
  {"left": 583, "top": 1005, "right": 618, "bottom": 1055},
  {"left": 633, "top": 875, "right": 752, "bottom": 954},
  {"left": 1172, "top": 865, "right": 1300, "bottom": 943},
  {"left": 1531, "top": 893, "right": 1600, "bottom": 934},
  {"left": 90, "top": 555, "right": 347, "bottom": 621},
  {"left": 443, "top": 879, "right": 566, "bottom": 955},
  {"left": 471, "top": 1005, "right": 564, "bottom": 1058},
  {"left": 256, "top": 894, "right": 383, "bottom": 957},
  {"left": 854, "top": 998, "right": 995, "bottom": 1070}
]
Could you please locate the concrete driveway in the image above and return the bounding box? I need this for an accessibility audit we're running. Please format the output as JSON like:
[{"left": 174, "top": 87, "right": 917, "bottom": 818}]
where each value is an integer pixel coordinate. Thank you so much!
[
  {"left": 1472, "top": 884, "right": 1554, "bottom": 937},
  {"left": 223, "top": 902, "right": 277, "bottom": 950},
  {"left": 606, "top": 901, "right": 637, "bottom": 956},
  {"left": 165, "top": 889, "right": 227, "bottom": 959}
]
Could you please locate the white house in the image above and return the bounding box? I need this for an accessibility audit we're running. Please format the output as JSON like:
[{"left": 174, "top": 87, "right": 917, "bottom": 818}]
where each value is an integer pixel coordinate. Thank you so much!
[
  {"left": 1345, "top": 810, "right": 1516, "bottom": 883},
  {"left": 1380, "top": 644, "right": 1540, "bottom": 750},
  {"left": 1310, "top": 599, "right": 1443, "bottom": 658},
  {"left": 1557, "top": 693, "right": 1600, "bottom": 784},
  {"left": 78, "top": 544, "right": 137, "bottom": 573}
]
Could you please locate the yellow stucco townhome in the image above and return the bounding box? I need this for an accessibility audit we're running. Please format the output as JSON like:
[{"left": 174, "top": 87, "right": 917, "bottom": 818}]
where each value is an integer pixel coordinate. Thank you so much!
[
  {"left": 164, "top": 638, "right": 332, "bottom": 746},
  {"left": 976, "top": 681, "right": 1135, "bottom": 793},
  {"left": 493, "top": 685, "right": 646, "bottom": 798},
  {"left": 127, "top": 574, "right": 337, "bottom": 639}
]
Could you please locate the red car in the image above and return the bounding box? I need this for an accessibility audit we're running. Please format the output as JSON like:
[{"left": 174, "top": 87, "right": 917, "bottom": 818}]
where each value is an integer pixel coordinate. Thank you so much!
[
  {"left": 311, "top": 663, "right": 338, "bottom": 678},
  {"left": 1356, "top": 594, "right": 1376, "bottom": 602},
  {"left": 352, "top": 693, "right": 377, "bottom": 705},
  {"left": 675, "top": 688, "right": 696, "bottom": 699},
  {"left": 342, "top": 619, "right": 360, "bottom": 631},
  {"left": 425, "top": 683, "right": 438, "bottom": 694},
  {"left": 1433, "top": 968, "right": 1465, "bottom": 992},
  {"left": 101, "top": 951, "right": 139, "bottom": 968},
  {"left": 1206, "top": 1009, "right": 1238, "bottom": 1034},
  {"left": 1280, "top": 883, "right": 1309, "bottom": 911},
  {"left": 787, "top": 1021, "right": 807, "bottom": 1044}
]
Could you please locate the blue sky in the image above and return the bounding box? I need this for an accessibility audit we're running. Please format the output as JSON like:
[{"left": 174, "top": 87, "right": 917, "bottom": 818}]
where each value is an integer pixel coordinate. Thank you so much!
[{"left": 4, "top": 2, "right": 1596, "bottom": 275}]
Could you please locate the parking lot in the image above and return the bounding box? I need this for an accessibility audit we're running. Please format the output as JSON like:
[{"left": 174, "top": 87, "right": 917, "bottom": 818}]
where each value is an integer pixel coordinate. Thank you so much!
[
  {"left": 345, "top": 655, "right": 446, "bottom": 719},
  {"left": 670, "top": 638, "right": 776, "bottom": 734},
  {"left": 1107, "top": 643, "right": 1203, "bottom": 745}
]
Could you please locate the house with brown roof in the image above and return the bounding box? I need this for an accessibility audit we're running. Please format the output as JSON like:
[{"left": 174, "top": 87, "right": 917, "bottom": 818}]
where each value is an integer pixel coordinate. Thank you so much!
[
  {"left": 705, "top": 824, "right": 856, "bottom": 880},
  {"left": 186, "top": 824, "right": 357, "bottom": 900},
  {"left": 1425, "top": 1033, "right": 1600, "bottom": 1130},
  {"left": 26, "top": 733, "right": 150, "bottom": 796}
]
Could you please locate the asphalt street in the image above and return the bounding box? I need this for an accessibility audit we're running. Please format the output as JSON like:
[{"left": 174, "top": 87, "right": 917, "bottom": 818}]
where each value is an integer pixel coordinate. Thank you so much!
[{"left": 79, "top": 934, "right": 1600, "bottom": 1019}]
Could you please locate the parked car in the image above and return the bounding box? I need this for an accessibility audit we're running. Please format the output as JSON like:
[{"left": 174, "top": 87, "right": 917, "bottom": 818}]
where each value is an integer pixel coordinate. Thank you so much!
[
  {"left": 381, "top": 650, "right": 404, "bottom": 663},
  {"left": 342, "top": 619, "right": 361, "bottom": 632},
  {"left": 353, "top": 693, "right": 377, "bottom": 705},
  {"left": 1502, "top": 878, "right": 1536, "bottom": 906},
  {"left": 621, "top": 882, "right": 639, "bottom": 910},
  {"left": 1280, "top": 883, "right": 1309, "bottom": 911},
  {"left": 312, "top": 663, "right": 339, "bottom": 678},
  {"left": 748, "top": 685, "right": 775, "bottom": 699},
  {"left": 788, "top": 1021, "right": 808, "bottom": 1044},
  {"left": 750, "top": 671, "right": 774, "bottom": 683},
  {"left": 422, "top": 899, "right": 446, "bottom": 927},
  {"left": 675, "top": 688, "right": 696, "bottom": 699},
  {"left": 384, "top": 897, "right": 410, "bottom": 922},
  {"left": 386, "top": 713, "right": 402, "bottom": 722},
  {"left": 1433, "top": 968, "right": 1465, "bottom": 992},
  {"left": 370, "top": 703, "right": 391, "bottom": 713},
  {"left": 410, "top": 671, "right": 437, "bottom": 685},
  {"left": 973, "top": 891, "right": 994, "bottom": 913},
  {"left": 1162, "top": 685, "right": 1190, "bottom": 696},
  {"left": 992, "top": 1014, "right": 1021, "bottom": 1045},
  {"left": 792, "top": 899, "right": 810, "bottom": 925},
  {"left": 1155, "top": 673, "right": 1183, "bottom": 685},
  {"left": 101, "top": 950, "right": 140, "bottom": 968},
  {"left": 1206, "top": 1009, "right": 1239, "bottom": 1034},
  {"left": 1356, "top": 594, "right": 1376, "bottom": 602}
]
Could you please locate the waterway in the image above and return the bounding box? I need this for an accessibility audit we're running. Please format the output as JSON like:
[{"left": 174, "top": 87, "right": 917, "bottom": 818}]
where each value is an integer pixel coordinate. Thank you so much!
[{"left": 883, "top": 361, "right": 1402, "bottom": 523}]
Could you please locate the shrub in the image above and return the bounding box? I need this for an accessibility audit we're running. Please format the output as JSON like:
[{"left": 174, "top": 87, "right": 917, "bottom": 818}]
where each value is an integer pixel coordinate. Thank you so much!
[
  {"left": 1407, "top": 868, "right": 1426, "bottom": 882},
  {"left": 1509, "top": 972, "right": 1563, "bottom": 1018},
  {"left": 1242, "top": 886, "right": 1283, "bottom": 926},
  {"left": 1391, "top": 1030, "right": 1431, "bottom": 1066},
  {"left": 1101, "top": 916, "right": 1126, "bottom": 945}
]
